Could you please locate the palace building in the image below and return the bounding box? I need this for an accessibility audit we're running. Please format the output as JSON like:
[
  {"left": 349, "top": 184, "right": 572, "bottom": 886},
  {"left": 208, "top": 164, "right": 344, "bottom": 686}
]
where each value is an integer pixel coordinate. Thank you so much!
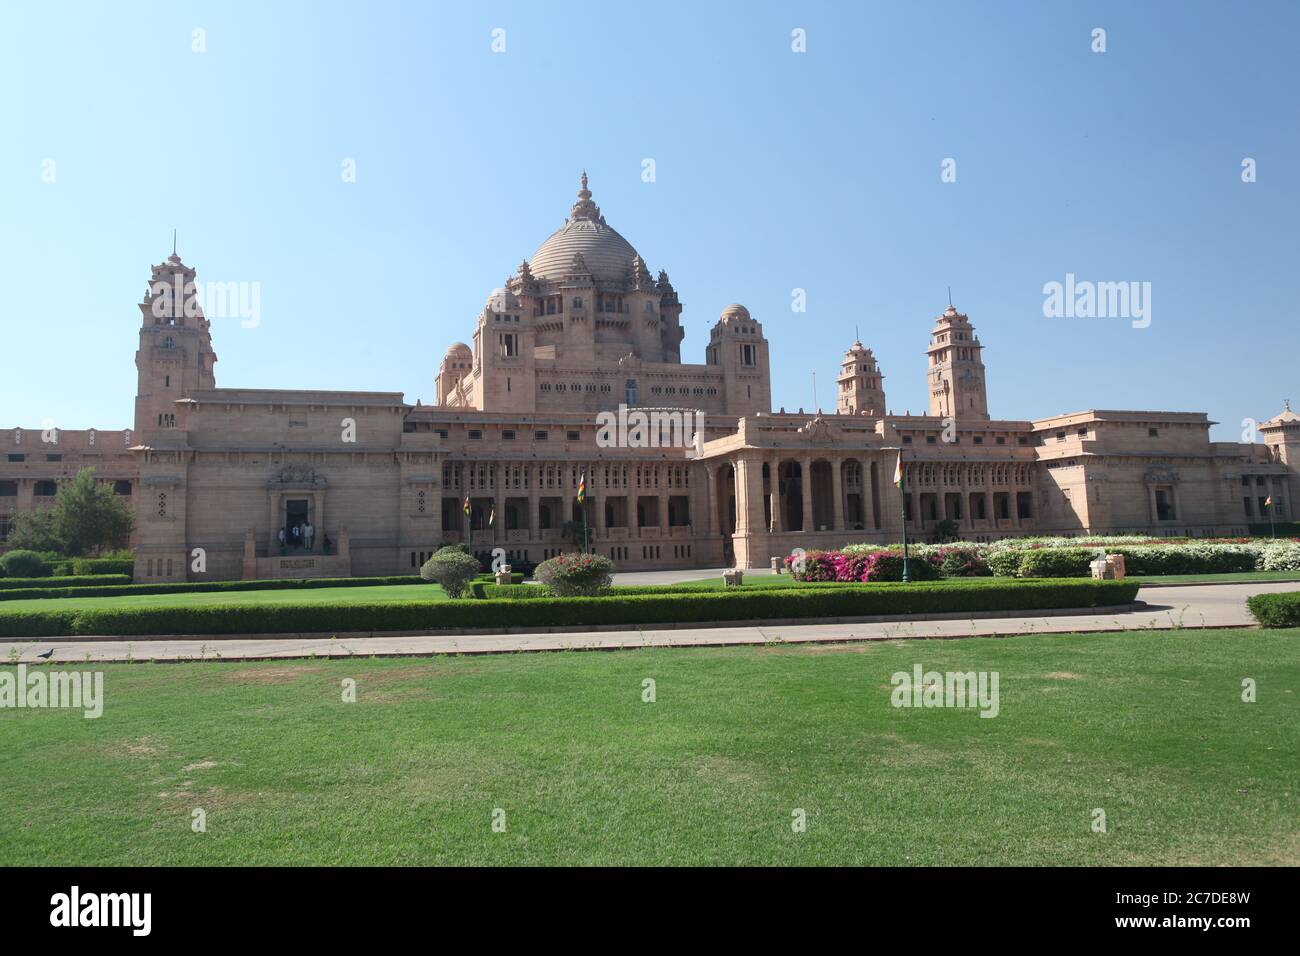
[{"left": 2, "top": 174, "right": 1296, "bottom": 581}]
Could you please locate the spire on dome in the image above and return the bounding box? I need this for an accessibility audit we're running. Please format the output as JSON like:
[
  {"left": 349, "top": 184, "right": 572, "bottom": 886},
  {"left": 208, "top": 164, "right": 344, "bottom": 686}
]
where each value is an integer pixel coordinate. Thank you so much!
[{"left": 569, "top": 170, "right": 602, "bottom": 222}]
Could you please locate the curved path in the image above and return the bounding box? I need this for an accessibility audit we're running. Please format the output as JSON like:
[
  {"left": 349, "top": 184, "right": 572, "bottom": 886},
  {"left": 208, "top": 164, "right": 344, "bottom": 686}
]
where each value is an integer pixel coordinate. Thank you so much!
[{"left": 0, "top": 581, "right": 1291, "bottom": 664}]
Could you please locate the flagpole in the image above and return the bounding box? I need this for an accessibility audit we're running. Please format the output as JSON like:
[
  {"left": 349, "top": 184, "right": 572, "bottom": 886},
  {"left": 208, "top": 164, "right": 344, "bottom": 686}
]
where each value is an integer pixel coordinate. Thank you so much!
[{"left": 898, "top": 449, "right": 910, "bottom": 584}]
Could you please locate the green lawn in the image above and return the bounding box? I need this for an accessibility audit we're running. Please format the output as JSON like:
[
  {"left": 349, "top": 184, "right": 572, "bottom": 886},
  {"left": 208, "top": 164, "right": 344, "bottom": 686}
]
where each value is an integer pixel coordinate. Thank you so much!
[
  {"left": 1, "top": 627, "right": 1295, "bottom": 866},
  {"left": 0, "top": 583, "right": 448, "bottom": 612}
]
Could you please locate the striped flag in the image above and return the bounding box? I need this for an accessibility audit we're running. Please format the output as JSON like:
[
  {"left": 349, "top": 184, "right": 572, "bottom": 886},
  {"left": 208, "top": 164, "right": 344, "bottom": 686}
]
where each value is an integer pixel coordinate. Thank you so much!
[
  {"left": 1265, "top": 495, "right": 1273, "bottom": 508},
  {"left": 462, "top": 495, "right": 471, "bottom": 517},
  {"left": 893, "top": 455, "right": 903, "bottom": 489},
  {"left": 488, "top": 504, "right": 496, "bottom": 527},
  {"left": 576, "top": 472, "right": 587, "bottom": 504}
]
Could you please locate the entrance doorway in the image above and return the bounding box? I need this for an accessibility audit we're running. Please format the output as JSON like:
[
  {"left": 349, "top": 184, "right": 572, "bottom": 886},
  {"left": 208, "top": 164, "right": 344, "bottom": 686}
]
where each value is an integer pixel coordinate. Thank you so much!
[{"left": 285, "top": 499, "right": 309, "bottom": 548}]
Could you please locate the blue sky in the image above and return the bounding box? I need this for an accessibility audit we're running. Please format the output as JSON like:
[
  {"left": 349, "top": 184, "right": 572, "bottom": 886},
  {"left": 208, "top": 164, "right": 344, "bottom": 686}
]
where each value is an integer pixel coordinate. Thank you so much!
[{"left": 2, "top": 0, "right": 1296, "bottom": 439}]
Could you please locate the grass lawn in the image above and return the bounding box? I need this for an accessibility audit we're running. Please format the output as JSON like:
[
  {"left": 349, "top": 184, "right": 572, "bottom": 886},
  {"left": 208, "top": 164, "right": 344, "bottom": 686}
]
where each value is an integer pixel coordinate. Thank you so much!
[
  {"left": 1, "top": 627, "right": 1295, "bottom": 866},
  {"left": 0, "top": 583, "right": 448, "bottom": 612}
]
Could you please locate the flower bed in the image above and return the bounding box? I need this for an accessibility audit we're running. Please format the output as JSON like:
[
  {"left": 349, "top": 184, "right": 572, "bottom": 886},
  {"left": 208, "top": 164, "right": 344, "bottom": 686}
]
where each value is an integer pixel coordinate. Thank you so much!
[{"left": 830, "top": 535, "right": 1300, "bottom": 579}]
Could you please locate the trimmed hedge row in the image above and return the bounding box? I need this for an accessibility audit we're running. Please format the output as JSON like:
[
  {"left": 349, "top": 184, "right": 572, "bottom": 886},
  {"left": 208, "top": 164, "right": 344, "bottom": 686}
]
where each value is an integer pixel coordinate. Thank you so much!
[
  {"left": 48, "top": 558, "right": 136, "bottom": 577},
  {"left": 479, "top": 578, "right": 1043, "bottom": 600},
  {"left": 0, "top": 579, "right": 1140, "bottom": 637},
  {"left": 0, "top": 574, "right": 429, "bottom": 602},
  {"left": 1248, "top": 523, "right": 1300, "bottom": 538},
  {"left": 1245, "top": 592, "right": 1300, "bottom": 628},
  {"left": 980, "top": 545, "right": 1260, "bottom": 578},
  {"left": 0, "top": 574, "right": 134, "bottom": 592}
]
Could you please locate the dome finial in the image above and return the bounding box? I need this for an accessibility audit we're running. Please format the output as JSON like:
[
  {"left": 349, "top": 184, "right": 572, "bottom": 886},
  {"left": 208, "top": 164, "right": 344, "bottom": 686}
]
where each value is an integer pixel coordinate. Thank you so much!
[{"left": 570, "top": 170, "right": 600, "bottom": 221}]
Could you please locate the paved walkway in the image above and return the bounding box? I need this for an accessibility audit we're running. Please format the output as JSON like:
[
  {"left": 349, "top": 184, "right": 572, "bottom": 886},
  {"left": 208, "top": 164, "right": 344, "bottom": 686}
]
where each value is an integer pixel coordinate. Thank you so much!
[{"left": 0, "top": 581, "right": 1289, "bottom": 664}]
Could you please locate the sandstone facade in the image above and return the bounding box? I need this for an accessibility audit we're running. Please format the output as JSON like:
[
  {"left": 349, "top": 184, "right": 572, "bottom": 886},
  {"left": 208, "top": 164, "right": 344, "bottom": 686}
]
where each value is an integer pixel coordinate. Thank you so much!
[{"left": 2, "top": 175, "right": 1295, "bottom": 579}]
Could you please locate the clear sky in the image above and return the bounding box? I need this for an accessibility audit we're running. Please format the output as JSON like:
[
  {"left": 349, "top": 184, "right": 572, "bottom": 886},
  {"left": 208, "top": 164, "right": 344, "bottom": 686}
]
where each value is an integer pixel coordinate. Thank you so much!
[{"left": 2, "top": 0, "right": 1296, "bottom": 440}]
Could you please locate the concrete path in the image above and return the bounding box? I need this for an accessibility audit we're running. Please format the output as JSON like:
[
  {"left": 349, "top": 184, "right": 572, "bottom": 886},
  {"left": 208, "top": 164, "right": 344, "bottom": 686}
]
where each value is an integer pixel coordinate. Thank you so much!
[{"left": 0, "top": 581, "right": 1289, "bottom": 664}]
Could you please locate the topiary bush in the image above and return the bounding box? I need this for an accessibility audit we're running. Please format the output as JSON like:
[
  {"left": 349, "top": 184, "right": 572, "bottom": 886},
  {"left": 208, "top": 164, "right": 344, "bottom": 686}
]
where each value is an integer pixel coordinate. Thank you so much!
[
  {"left": 984, "top": 549, "right": 1023, "bottom": 578},
  {"left": 934, "top": 547, "right": 992, "bottom": 577},
  {"left": 419, "top": 547, "right": 482, "bottom": 598},
  {"left": 0, "top": 550, "right": 49, "bottom": 578},
  {"left": 534, "top": 552, "right": 615, "bottom": 596},
  {"left": 1246, "top": 592, "right": 1300, "bottom": 628},
  {"left": 1015, "top": 547, "right": 1093, "bottom": 578}
]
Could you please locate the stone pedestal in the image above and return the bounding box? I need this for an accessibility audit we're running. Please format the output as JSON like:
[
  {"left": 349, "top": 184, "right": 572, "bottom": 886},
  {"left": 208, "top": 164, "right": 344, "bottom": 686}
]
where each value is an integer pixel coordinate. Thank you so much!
[
  {"left": 723, "top": 569, "right": 744, "bottom": 587},
  {"left": 1091, "top": 554, "right": 1127, "bottom": 580},
  {"left": 770, "top": 556, "right": 783, "bottom": 574},
  {"left": 495, "top": 564, "right": 513, "bottom": 585}
]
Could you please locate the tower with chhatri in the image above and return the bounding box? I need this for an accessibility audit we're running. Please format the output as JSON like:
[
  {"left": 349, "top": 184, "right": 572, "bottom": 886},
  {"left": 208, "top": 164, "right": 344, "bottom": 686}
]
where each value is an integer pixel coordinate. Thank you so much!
[
  {"left": 836, "top": 339, "right": 886, "bottom": 416},
  {"left": 134, "top": 247, "right": 218, "bottom": 439},
  {"left": 926, "top": 301, "right": 989, "bottom": 420}
]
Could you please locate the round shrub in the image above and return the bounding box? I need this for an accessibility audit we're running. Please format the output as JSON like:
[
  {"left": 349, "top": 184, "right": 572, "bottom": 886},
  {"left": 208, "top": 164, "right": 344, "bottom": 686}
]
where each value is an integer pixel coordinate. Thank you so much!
[
  {"left": 534, "top": 552, "right": 615, "bottom": 596},
  {"left": 935, "top": 547, "right": 992, "bottom": 577},
  {"left": 864, "top": 551, "right": 942, "bottom": 582},
  {"left": 1246, "top": 591, "right": 1300, "bottom": 628},
  {"left": 1016, "top": 547, "right": 1093, "bottom": 578},
  {"left": 419, "top": 547, "right": 482, "bottom": 598},
  {"left": 0, "top": 550, "right": 49, "bottom": 578},
  {"left": 984, "top": 549, "right": 1024, "bottom": 577}
]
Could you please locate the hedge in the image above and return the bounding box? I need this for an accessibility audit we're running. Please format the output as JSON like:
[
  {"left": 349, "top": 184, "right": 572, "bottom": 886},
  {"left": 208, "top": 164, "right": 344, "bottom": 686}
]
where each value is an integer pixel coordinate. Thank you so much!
[
  {"left": 1249, "top": 523, "right": 1300, "bottom": 538},
  {"left": 1245, "top": 592, "right": 1300, "bottom": 628},
  {"left": 0, "top": 579, "right": 1140, "bottom": 637},
  {"left": 0, "top": 574, "right": 133, "bottom": 592},
  {"left": 0, "top": 574, "right": 428, "bottom": 602},
  {"left": 47, "top": 558, "right": 135, "bottom": 577}
]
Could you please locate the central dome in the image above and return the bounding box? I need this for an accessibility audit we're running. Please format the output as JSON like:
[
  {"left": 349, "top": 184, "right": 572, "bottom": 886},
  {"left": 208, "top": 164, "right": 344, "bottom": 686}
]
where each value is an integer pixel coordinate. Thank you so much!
[{"left": 527, "top": 172, "right": 641, "bottom": 282}]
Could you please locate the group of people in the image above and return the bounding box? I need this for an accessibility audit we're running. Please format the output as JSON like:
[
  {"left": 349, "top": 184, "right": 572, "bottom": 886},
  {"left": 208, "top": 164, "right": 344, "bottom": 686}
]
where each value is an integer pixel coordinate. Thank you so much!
[{"left": 277, "top": 521, "right": 316, "bottom": 552}]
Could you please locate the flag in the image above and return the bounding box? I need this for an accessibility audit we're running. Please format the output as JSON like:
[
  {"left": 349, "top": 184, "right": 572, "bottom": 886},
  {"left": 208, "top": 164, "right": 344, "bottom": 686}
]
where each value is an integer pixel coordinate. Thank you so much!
[
  {"left": 893, "top": 455, "right": 903, "bottom": 489},
  {"left": 462, "top": 495, "right": 471, "bottom": 517},
  {"left": 1265, "top": 495, "right": 1273, "bottom": 508},
  {"left": 576, "top": 472, "right": 586, "bottom": 504},
  {"left": 488, "top": 504, "right": 496, "bottom": 527}
]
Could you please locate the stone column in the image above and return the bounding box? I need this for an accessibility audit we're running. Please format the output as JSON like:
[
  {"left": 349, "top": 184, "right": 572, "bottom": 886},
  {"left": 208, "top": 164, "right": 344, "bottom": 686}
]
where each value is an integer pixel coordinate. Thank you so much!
[
  {"left": 914, "top": 467, "right": 926, "bottom": 533},
  {"left": 1147, "top": 484, "right": 1159, "bottom": 525},
  {"left": 862, "top": 458, "right": 876, "bottom": 530},
  {"left": 491, "top": 461, "right": 503, "bottom": 549},
  {"left": 830, "top": 457, "right": 845, "bottom": 531},
  {"left": 595, "top": 462, "right": 607, "bottom": 537},
  {"left": 528, "top": 464, "right": 540, "bottom": 541},
  {"left": 658, "top": 464, "right": 670, "bottom": 531},
  {"left": 984, "top": 489, "right": 994, "bottom": 531},
  {"left": 769, "top": 457, "right": 783, "bottom": 533},
  {"left": 800, "top": 456, "right": 814, "bottom": 532},
  {"left": 706, "top": 465, "right": 718, "bottom": 535}
]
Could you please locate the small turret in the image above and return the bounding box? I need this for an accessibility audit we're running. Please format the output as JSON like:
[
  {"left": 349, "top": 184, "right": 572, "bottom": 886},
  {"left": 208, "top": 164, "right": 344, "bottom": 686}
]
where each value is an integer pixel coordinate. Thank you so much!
[{"left": 837, "top": 340, "right": 886, "bottom": 417}]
